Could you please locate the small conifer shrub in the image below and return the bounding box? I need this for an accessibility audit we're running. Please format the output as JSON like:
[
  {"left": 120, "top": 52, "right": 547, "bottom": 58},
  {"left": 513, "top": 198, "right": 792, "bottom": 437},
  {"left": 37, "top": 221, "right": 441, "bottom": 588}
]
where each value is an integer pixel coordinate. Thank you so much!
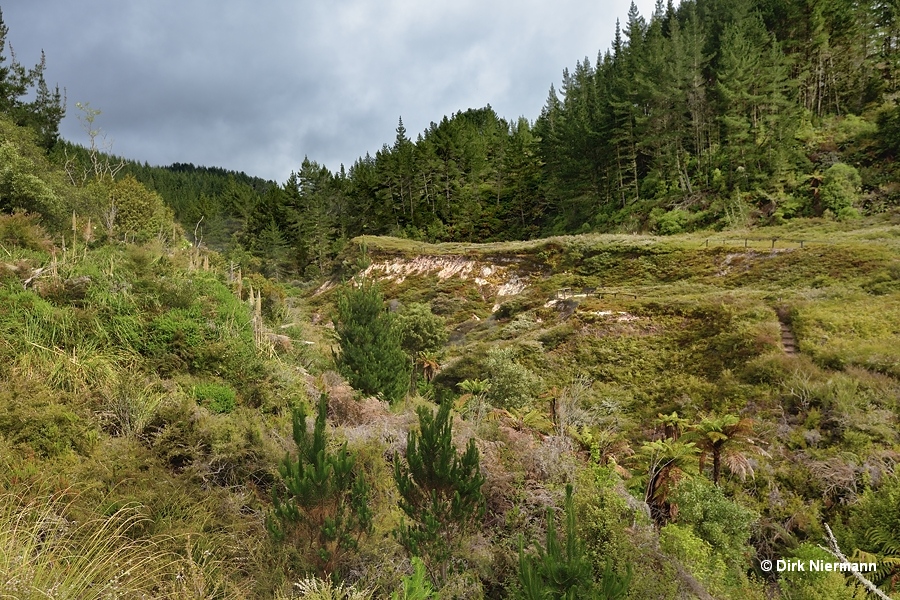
[
  {"left": 393, "top": 401, "right": 485, "bottom": 584},
  {"left": 517, "top": 485, "right": 631, "bottom": 599},
  {"left": 268, "top": 393, "right": 373, "bottom": 577},
  {"left": 333, "top": 279, "right": 409, "bottom": 403}
]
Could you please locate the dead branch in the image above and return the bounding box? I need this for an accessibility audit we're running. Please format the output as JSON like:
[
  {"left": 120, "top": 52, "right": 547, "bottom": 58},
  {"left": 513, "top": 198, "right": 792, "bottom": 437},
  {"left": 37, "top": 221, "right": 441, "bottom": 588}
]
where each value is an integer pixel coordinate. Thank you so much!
[{"left": 819, "top": 523, "right": 894, "bottom": 600}]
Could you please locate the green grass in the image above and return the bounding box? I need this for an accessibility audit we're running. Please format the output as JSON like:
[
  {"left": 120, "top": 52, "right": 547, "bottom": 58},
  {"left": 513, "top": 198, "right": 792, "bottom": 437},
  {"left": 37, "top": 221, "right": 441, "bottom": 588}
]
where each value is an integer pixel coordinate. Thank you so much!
[{"left": 792, "top": 293, "right": 900, "bottom": 377}]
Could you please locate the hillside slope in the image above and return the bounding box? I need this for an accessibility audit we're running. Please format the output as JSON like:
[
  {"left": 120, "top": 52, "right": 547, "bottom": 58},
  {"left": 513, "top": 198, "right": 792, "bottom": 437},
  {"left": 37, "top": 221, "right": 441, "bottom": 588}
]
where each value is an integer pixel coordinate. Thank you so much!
[{"left": 1, "top": 212, "right": 899, "bottom": 597}]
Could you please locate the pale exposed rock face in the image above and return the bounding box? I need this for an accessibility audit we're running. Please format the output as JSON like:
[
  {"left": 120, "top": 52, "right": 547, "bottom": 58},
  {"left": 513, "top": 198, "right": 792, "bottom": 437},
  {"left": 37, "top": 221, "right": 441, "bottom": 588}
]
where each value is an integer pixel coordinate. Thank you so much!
[{"left": 362, "top": 255, "right": 529, "bottom": 311}]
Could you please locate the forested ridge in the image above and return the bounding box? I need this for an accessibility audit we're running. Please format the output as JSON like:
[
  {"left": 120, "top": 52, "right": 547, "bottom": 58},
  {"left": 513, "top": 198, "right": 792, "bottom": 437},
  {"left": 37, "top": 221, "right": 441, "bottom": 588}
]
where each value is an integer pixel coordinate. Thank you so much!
[
  {"left": 62, "top": 0, "right": 900, "bottom": 282},
  {"left": 2, "top": 1, "right": 900, "bottom": 599}
]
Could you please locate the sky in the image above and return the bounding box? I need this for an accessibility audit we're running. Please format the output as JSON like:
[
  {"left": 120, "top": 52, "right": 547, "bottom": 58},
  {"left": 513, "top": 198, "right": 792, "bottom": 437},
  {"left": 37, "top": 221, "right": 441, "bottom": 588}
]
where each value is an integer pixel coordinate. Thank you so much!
[{"left": 3, "top": 1, "right": 658, "bottom": 183}]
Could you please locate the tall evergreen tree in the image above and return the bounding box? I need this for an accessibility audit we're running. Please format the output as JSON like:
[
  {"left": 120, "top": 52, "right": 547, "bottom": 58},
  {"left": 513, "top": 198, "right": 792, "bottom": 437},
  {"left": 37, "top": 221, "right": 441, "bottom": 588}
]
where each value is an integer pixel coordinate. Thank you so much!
[
  {"left": 715, "top": 12, "right": 797, "bottom": 188},
  {"left": 333, "top": 278, "right": 409, "bottom": 403},
  {"left": 287, "top": 158, "right": 338, "bottom": 277},
  {"left": 0, "top": 10, "right": 64, "bottom": 151}
]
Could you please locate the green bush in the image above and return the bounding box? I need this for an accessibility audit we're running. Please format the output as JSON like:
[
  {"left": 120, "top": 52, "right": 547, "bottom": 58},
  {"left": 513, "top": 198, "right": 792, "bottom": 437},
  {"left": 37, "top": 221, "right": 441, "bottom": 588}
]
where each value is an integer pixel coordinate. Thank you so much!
[
  {"left": 192, "top": 382, "right": 237, "bottom": 414},
  {"left": 667, "top": 477, "right": 757, "bottom": 590},
  {"left": 143, "top": 308, "right": 205, "bottom": 374},
  {"left": 778, "top": 543, "right": 865, "bottom": 600},
  {"left": 659, "top": 523, "right": 726, "bottom": 590},
  {"left": 651, "top": 209, "right": 692, "bottom": 235},
  {"left": 268, "top": 393, "right": 373, "bottom": 577},
  {"left": 333, "top": 279, "right": 409, "bottom": 403},
  {"left": 395, "top": 303, "right": 447, "bottom": 357},
  {"left": 484, "top": 347, "right": 542, "bottom": 410},
  {"left": 0, "top": 379, "right": 92, "bottom": 457},
  {"left": 0, "top": 211, "right": 52, "bottom": 251},
  {"left": 394, "top": 401, "right": 485, "bottom": 585},
  {"left": 391, "top": 557, "right": 435, "bottom": 600},
  {"left": 518, "top": 484, "right": 631, "bottom": 600},
  {"left": 820, "top": 163, "right": 861, "bottom": 216}
]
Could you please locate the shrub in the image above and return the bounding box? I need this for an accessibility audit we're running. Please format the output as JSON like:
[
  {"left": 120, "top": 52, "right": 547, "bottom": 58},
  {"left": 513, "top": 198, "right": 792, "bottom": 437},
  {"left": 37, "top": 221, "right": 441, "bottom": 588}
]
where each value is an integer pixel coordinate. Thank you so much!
[
  {"left": 143, "top": 308, "right": 204, "bottom": 374},
  {"left": 395, "top": 302, "right": 448, "bottom": 389},
  {"left": 484, "top": 347, "right": 542, "bottom": 411},
  {"left": 820, "top": 163, "right": 861, "bottom": 216},
  {"left": 517, "top": 484, "right": 631, "bottom": 599},
  {"left": 103, "top": 175, "right": 174, "bottom": 242},
  {"left": 659, "top": 523, "right": 727, "bottom": 590},
  {"left": 0, "top": 140, "right": 63, "bottom": 225},
  {"left": 394, "top": 401, "right": 485, "bottom": 585},
  {"left": 652, "top": 209, "right": 692, "bottom": 235},
  {"left": 0, "top": 211, "right": 52, "bottom": 251},
  {"left": 268, "top": 393, "right": 373, "bottom": 577},
  {"left": 395, "top": 303, "right": 447, "bottom": 359},
  {"left": 192, "top": 382, "right": 237, "bottom": 414},
  {"left": 391, "top": 557, "right": 435, "bottom": 600},
  {"left": 0, "top": 379, "right": 91, "bottom": 457},
  {"left": 778, "top": 543, "right": 865, "bottom": 600},
  {"left": 667, "top": 477, "right": 757, "bottom": 589}
]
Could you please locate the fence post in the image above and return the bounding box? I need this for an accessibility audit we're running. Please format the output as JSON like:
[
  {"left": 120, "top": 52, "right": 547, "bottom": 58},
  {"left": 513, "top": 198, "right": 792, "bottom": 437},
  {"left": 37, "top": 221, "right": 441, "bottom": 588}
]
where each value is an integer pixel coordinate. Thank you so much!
[
  {"left": 705, "top": 239, "right": 709, "bottom": 248},
  {"left": 771, "top": 238, "right": 776, "bottom": 249},
  {"left": 745, "top": 239, "right": 748, "bottom": 248},
  {"left": 800, "top": 240, "right": 804, "bottom": 249}
]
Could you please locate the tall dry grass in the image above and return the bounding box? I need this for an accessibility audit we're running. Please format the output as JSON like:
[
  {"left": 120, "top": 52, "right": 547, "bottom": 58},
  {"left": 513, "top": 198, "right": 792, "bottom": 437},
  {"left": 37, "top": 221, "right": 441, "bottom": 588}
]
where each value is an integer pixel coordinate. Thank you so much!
[
  {"left": 0, "top": 486, "right": 250, "bottom": 599},
  {"left": 0, "top": 487, "right": 176, "bottom": 598}
]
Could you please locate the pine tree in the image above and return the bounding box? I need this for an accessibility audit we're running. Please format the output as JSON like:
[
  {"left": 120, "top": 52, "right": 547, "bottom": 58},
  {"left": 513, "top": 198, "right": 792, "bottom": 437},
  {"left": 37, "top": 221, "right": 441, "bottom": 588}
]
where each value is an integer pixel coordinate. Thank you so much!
[
  {"left": 253, "top": 219, "right": 292, "bottom": 280},
  {"left": 333, "top": 278, "right": 410, "bottom": 403},
  {"left": 268, "top": 393, "right": 373, "bottom": 577},
  {"left": 393, "top": 401, "right": 485, "bottom": 585},
  {"left": 0, "top": 10, "right": 64, "bottom": 151},
  {"left": 715, "top": 12, "right": 797, "bottom": 189},
  {"left": 0, "top": 10, "right": 28, "bottom": 119},
  {"left": 517, "top": 484, "right": 631, "bottom": 599},
  {"left": 287, "top": 158, "right": 337, "bottom": 277}
]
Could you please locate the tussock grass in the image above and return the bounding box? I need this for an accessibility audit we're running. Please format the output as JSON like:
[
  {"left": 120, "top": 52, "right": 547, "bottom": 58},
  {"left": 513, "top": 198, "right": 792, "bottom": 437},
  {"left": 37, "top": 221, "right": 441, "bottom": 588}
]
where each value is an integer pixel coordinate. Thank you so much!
[
  {"left": 0, "top": 486, "right": 178, "bottom": 599},
  {"left": 0, "top": 480, "right": 258, "bottom": 599}
]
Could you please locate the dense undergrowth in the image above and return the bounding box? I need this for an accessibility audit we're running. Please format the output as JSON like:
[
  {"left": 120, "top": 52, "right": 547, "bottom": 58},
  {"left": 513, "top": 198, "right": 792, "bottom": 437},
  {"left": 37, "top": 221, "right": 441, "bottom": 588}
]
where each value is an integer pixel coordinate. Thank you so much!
[{"left": 2, "top": 203, "right": 900, "bottom": 598}]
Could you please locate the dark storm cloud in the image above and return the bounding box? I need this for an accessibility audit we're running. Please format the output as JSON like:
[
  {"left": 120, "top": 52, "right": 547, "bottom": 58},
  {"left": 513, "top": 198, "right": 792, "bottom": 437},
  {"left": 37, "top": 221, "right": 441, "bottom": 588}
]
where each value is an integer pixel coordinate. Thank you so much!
[{"left": 3, "top": 0, "right": 657, "bottom": 182}]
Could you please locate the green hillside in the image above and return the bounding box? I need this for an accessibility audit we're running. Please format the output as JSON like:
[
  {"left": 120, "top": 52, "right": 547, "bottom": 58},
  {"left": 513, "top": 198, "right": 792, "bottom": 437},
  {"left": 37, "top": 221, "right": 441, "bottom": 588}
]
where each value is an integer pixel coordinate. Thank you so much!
[{"left": 3, "top": 0, "right": 900, "bottom": 598}]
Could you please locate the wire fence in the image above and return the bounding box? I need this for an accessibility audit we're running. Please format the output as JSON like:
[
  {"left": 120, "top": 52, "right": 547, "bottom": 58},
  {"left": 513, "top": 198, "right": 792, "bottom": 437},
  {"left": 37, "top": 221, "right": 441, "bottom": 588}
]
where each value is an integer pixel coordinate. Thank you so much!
[{"left": 701, "top": 237, "right": 816, "bottom": 249}]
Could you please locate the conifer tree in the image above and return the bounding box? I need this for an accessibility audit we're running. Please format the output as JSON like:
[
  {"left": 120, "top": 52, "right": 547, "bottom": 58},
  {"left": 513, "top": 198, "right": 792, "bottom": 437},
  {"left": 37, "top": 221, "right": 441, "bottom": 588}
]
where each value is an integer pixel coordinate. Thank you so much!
[
  {"left": 333, "top": 278, "right": 410, "bottom": 403},
  {"left": 517, "top": 485, "right": 631, "bottom": 600},
  {"left": 393, "top": 401, "right": 485, "bottom": 585},
  {"left": 0, "top": 10, "right": 64, "bottom": 151},
  {"left": 268, "top": 393, "right": 373, "bottom": 577}
]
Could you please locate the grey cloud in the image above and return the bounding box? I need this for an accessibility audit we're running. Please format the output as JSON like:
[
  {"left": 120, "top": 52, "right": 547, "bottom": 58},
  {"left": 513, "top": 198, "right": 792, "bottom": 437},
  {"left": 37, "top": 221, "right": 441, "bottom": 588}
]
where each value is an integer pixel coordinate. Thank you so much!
[{"left": 3, "top": 1, "right": 658, "bottom": 182}]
